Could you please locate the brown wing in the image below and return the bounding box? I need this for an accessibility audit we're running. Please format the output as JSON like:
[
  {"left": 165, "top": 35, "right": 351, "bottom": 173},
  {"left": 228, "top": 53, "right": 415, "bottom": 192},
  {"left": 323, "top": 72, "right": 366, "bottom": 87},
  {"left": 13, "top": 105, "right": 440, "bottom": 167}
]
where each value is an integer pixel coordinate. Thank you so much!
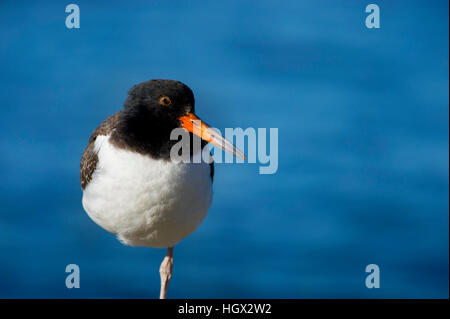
[{"left": 80, "top": 112, "right": 121, "bottom": 190}]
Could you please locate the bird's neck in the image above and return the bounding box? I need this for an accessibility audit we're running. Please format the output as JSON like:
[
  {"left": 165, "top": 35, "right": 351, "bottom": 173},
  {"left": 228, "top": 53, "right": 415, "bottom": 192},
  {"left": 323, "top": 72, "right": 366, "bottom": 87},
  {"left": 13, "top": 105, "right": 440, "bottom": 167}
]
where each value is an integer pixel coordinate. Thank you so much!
[{"left": 110, "top": 108, "right": 177, "bottom": 159}]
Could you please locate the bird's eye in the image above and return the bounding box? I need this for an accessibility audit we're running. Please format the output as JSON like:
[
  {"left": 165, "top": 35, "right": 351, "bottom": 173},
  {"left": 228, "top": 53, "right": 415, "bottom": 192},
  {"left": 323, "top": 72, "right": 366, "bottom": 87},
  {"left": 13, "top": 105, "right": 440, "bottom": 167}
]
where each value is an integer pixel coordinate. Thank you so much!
[{"left": 158, "top": 95, "right": 172, "bottom": 106}]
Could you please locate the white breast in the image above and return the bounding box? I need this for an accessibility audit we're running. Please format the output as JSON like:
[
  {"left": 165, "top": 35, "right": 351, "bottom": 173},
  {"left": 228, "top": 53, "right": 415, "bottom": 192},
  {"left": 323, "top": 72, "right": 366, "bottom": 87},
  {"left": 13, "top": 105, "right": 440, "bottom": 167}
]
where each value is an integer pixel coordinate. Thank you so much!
[{"left": 82, "top": 135, "right": 213, "bottom": 248}]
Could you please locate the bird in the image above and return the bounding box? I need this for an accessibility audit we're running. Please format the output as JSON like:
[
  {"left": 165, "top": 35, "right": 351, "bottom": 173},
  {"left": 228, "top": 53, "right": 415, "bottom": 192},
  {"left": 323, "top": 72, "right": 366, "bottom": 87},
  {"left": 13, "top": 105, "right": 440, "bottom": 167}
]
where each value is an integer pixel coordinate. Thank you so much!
[{"left": 80, "top": 79, "right": 245, "bottom": 298}]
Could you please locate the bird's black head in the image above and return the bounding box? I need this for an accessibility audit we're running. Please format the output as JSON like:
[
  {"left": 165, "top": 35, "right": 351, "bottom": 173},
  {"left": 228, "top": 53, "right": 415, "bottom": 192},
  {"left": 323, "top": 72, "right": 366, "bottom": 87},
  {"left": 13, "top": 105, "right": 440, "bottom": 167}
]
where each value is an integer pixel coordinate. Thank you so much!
[
  {"left": 113, "top": 79, "right": 245, "bottom": 160},
  {"left": 114, "top": 79, "right": 195, "bottom": 157},
  {"left": 124, "top": 79, "right": 195, "bottom": 124}
]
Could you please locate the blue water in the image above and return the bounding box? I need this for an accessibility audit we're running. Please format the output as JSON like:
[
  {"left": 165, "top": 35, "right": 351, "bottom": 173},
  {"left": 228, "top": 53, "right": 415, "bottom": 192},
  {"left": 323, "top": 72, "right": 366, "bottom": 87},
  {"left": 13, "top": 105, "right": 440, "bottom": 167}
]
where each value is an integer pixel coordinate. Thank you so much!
[{"left": 0, "top": 1, "right": 448, "bottom": 298}]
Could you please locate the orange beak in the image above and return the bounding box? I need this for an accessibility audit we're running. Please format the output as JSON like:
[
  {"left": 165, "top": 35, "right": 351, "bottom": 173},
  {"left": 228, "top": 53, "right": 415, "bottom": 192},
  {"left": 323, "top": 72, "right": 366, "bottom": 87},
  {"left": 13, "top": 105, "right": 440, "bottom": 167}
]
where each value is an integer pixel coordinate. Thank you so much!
[{"left": 179, "top": 113, "right": 246, "bottom": 160}]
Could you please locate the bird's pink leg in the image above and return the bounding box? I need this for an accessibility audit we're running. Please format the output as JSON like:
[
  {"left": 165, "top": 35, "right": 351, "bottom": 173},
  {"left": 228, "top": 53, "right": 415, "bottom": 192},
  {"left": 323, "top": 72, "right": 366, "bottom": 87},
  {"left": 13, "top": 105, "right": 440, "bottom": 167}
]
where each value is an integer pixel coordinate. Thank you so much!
[{"left": 159, "top": 247, "right": 174, "bottom": 299}]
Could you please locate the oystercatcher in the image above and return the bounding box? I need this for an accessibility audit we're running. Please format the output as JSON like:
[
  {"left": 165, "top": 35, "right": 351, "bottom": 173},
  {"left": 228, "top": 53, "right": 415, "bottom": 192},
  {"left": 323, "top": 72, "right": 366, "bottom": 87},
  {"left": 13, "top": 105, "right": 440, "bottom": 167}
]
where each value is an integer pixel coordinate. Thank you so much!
[{"left": 80, "top": 79, "right": 244, "bottom": 298}]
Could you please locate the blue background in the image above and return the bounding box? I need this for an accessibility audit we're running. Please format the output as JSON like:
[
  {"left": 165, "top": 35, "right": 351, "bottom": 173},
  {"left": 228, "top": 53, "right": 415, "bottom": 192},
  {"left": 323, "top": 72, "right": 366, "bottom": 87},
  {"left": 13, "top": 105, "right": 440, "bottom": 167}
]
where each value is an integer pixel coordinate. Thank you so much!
[{"left": 0, "top": 0, "right": 448, "bottom": 298}]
